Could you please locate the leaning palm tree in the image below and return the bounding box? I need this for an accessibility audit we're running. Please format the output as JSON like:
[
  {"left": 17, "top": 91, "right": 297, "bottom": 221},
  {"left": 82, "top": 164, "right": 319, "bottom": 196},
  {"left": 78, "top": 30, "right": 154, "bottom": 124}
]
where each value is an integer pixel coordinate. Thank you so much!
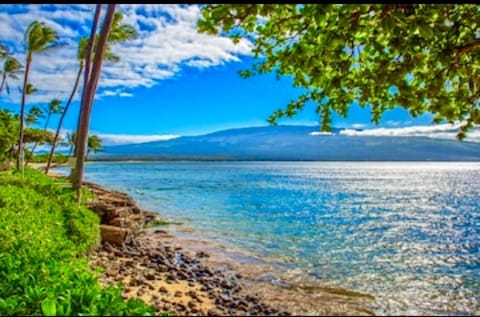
[
  {"left": 45, "top": 10, "right": 138, "bottom": 174},
  {"left": 72, "top": 4, "right": 117, "bottom": 196},
  {"left": 28, "top": 98, "right": 63, "bottom": 160},
  {"left": 0, "top": 57, "right": 23, "bottom": 94},
  {"left": 17, "top": 20, "right": 59, "bottom": 175},
  {"left": 42, "top": 98, "right": 63, "bottom": 132}
]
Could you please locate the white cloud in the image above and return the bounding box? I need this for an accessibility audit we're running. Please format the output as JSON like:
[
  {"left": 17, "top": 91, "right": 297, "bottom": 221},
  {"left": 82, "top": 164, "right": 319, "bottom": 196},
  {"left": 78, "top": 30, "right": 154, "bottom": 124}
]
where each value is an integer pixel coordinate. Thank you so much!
[
  {"left": 351, "top": 123, "right": 368, "bottom": 129},
  {"left": 45, "top": 127, "right": 180, "bottom": 146},
  {"left": 95, "top": 133, "right": 180, "bottom": 146},
  {"left": 309, "top": 131, "right": 333, "bottom": 136},
  {"left": 385, "top": 120, "right": 402, "bottom": 127},
  {"left": 0, "top": 4, "right": 252, "bottom": 104},
  {"left": 338, "top": 123, "right": 480, "bottom": 143}
]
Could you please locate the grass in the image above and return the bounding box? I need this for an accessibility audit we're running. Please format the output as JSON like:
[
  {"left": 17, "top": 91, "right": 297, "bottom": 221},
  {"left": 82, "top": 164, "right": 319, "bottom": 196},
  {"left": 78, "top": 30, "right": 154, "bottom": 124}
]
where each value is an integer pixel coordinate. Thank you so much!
[{"left": 0, "top": 167, "right": 157, "bottom": 316}]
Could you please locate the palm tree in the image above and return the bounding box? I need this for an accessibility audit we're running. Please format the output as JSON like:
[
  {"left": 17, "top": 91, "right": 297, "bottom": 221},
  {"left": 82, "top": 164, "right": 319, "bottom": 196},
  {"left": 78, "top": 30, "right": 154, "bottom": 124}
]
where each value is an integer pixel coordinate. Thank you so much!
[
  {"left": 0, "top": 57, "right": 23, "bottom": 94},
  {"left": 17, "top": 21, "right": 59, "bottom": 176},
  {"left": 72, "top": 4, "right": 117, "bottom": 194},
  {"left": 28, "top": 98, "right": 62, "bottom": 160},
  {"left": 42, "top": 99, "right": 63, "bottom": 131},
  {"left": 65, "top": 131, "right": 77, "bottom": 157},
  {"left": 86, "top": 134, "right": 102, "bottom": 160},
  {"left": 45, "top": 10, "right": 137, "bottom": 174},
  {"left": 25, "top": 105, "right": 44, "bottom": 126},
  {"left": 22, "top": 84, "right": 40, "bottom": 126}
]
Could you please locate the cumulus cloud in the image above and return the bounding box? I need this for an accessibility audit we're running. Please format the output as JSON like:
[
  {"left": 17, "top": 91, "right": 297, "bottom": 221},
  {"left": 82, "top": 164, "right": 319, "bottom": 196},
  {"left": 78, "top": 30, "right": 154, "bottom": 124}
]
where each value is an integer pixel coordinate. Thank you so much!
[
  {"left": 338, "top": 123, "right": 480, "bottom": 143},
  {"left": 0, "top": 4, "right": 252, "bottom": 104}
]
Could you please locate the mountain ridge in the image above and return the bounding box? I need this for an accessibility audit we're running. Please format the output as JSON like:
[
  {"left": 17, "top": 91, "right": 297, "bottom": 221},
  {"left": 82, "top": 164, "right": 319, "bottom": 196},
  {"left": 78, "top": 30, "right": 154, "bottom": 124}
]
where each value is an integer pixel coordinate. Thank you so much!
[{"left": 94, "top": 125, "right": 480, "bottom": 161}]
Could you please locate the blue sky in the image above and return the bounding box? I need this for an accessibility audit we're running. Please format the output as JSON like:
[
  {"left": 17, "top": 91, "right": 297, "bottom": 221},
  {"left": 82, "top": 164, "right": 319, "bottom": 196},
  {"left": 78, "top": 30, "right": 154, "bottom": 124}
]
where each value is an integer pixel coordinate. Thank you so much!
[{"left": 0, "top": 4, "right": 478, "bottom": 145}]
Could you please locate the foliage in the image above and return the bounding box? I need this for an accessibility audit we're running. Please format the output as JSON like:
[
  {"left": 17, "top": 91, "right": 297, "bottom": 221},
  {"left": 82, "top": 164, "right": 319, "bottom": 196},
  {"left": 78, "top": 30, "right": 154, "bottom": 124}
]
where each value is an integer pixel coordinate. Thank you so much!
[
  {"left": 0, "top": 56, "right": 23, "bottom": 94},
  {"left": 0, "top": 168, "right": 156, "bottom": 316},
  {"left": 26, "top": 105, "right": 45, "bottom": 125},
  {"left": 23, "top": 82, "right": 37, "bottom": 96},
  {"left": 41, "top": 98, "right": 63, "bottom": 128},
  {"left": 87, "top": 134, "right": 102, "bottom": 157},
  {"left": 0, "top": 109, "right": 19, "bottom": 162},
  {"left": 198, "top": 4, "right": 480, "bottom": 140},
  {"left": 0, "top": 109, "right": 58, "bottom": 164},
  {"left": 30, "top": 153, "right": 69, "bottom": 164},
  {"left": 24, "top": 128, "right": 54, "bottom": 144},
  {"left": 18, "top": 20, "right": 60, "bottom": 174}
]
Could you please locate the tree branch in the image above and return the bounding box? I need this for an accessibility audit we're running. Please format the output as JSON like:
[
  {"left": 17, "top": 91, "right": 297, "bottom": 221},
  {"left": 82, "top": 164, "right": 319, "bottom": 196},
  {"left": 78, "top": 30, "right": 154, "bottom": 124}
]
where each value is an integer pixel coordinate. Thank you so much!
[{"left": 455, "top": 38, "right": 480, "bottom": 54}]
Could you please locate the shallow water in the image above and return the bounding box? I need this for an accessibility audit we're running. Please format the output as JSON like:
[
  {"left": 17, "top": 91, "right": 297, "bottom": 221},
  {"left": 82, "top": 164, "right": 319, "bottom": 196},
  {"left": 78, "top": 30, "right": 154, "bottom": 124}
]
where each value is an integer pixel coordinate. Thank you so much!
[{"left": 55, "top": 161, "right": 480, "bottom": 315}]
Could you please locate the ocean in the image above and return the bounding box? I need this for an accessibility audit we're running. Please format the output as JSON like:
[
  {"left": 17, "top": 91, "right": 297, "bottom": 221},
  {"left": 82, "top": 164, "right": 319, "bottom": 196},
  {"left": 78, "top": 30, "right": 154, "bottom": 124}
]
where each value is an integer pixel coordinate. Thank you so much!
[{"left": 55, "top": 161, "right": 480, "bottom": 315}]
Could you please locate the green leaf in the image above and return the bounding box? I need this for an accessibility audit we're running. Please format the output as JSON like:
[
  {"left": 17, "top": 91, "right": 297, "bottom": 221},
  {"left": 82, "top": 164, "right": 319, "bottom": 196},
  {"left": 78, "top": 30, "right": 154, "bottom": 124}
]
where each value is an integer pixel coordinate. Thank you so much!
[{"left": 41, "top": 298, "right": 56, "bottom": 316}]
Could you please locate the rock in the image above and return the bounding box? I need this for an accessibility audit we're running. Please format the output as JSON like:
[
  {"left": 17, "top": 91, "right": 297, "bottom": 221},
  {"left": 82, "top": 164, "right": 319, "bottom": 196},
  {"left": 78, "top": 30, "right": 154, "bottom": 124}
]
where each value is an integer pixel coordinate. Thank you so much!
[
  {"left": 144, "top": 272, "right": 156, "bottom": 280},
  {"left": 144, "top": 282, "right": 155, "bottom": 290},
  {"left": 100, "top": 224, "right": 129, "bottom": 246},
  {"left": 177, "top": 271, "right": 189, "bottom": 280},
  {"left": 107, "top": 269, "right": 119, "bottom": 278},
  {"left": 176, "top": 303, "right": 186, "bottom": 311},
  {"left": 195, "top": 251, "right": 209, "bottom": 258}
]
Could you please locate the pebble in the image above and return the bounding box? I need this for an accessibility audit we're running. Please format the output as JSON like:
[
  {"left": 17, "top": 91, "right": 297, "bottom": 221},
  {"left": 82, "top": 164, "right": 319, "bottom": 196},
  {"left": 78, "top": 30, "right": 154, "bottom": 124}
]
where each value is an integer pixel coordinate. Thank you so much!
[
  {"left": 174, "top": 291, "right": 183, "bottom": 297},
  {"left": 86, "top": 182, "right": 292, "bottom": 316}
]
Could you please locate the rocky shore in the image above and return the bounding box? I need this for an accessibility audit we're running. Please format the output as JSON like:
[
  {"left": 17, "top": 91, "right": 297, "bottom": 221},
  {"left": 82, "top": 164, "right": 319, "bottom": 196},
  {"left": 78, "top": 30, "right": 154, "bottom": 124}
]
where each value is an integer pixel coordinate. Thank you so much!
[
  {"left": 42, "top": 166, "right": 375, "bottom": 316},
  {"left": 81, "top": 180, "right": 291, "bottom": 316}
]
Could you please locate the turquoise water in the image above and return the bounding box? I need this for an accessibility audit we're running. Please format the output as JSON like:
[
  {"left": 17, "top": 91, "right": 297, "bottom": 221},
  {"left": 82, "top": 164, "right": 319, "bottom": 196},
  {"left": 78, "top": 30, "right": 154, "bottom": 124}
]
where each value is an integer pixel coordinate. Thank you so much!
[{"left": 56, "top": 161, "right": 480, "bottom": 315}]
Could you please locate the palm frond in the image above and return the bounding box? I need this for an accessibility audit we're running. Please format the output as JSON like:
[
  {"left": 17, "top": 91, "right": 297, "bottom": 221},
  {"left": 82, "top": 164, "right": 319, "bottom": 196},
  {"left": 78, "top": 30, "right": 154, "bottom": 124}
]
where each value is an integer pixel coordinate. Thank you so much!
[
  {"left": 0, "top": 42, "right": 10, "bottom": 58},
  {"left": 25, "top": 20, "right": 60, "bottom": 54}
]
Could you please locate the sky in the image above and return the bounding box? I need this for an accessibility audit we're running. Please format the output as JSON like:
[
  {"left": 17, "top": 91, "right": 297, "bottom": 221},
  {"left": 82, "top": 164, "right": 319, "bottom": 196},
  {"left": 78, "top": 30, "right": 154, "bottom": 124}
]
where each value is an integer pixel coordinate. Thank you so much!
[{"left": 1, "top": 4, "right": 479, "bottom": 146}]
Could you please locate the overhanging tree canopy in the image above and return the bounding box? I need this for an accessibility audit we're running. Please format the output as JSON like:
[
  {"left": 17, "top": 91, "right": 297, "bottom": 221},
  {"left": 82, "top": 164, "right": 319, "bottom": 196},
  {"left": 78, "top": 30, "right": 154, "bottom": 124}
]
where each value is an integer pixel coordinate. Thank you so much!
[{"left": 198, "top": 4, "right": 480, "bottom": 139}]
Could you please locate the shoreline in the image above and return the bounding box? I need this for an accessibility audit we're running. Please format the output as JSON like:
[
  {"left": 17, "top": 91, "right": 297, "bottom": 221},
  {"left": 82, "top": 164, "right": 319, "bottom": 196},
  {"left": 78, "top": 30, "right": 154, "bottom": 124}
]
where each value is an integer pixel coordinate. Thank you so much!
[{"left": 41, "top": 163, "right": 375, "bottom": 315}]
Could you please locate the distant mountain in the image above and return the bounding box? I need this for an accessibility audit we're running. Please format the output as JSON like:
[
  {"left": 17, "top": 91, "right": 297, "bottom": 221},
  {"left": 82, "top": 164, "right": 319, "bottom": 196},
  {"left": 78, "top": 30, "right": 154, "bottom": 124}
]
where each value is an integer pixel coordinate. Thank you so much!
[{"left": 95, "top": 125, "right": 480, "bottom": 161}]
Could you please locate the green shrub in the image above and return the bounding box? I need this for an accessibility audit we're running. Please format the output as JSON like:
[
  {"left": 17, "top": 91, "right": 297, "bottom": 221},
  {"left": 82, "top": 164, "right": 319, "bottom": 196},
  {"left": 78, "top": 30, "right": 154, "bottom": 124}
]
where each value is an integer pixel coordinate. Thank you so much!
[
  {"left": 0, "top": 168, "right": 156, "bottom": 316},
  {"left": 30, "top": 153, "right": 69, "bottom": 164}
]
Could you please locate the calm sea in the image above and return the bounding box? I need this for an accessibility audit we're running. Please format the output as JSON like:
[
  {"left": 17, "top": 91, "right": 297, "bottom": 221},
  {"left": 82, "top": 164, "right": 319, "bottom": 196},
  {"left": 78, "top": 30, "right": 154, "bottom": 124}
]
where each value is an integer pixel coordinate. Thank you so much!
[{"left": 55, "top": 161, "right": 480, "bottom": 315}]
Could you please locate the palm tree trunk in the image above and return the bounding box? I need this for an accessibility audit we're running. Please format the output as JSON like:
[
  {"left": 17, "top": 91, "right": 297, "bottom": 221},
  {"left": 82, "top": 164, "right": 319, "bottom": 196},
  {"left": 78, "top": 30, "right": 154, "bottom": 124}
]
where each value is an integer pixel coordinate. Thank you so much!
[
  {"left": 72, "top": 5, "right": 102, "bottom": 159},
  {"left": 17, "top": 53, "right": 32, "bottom": 176},
  {"left": 45, "top": 63, "right": 83, "bottom": 174},
  {"left": 0, "top": 74, "right": 6, "bottom": 93},
  {"left": 72, "top": 4, "right": 115, "bottom": 194}
]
